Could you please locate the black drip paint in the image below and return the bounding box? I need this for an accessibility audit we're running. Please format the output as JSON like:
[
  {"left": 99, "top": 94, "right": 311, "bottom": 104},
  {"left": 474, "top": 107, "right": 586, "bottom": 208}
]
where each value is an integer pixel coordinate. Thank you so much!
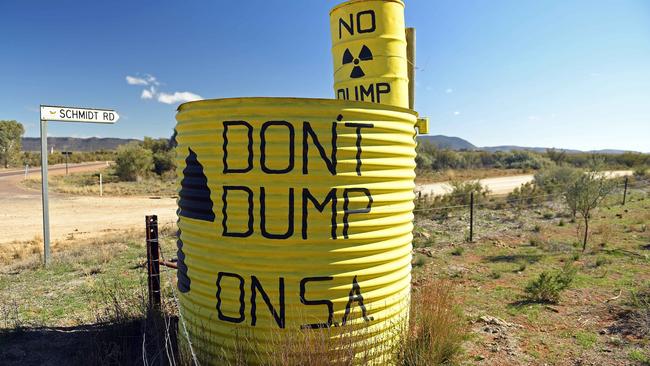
[
  {"left": 176, "top": 228, "right": 191, "bottom": 293},
  {"left": 178, "top": 148, "right": 215, "bottom": 222}
]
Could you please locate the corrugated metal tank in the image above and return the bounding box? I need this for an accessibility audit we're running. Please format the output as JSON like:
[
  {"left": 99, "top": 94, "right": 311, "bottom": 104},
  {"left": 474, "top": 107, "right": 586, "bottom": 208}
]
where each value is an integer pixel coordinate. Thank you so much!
[
  {"left": 175, "top": 97, "right": 417, "bottom": 363},
  {"left": 330, "top": 0, "right": 409, "bottom": 108}
]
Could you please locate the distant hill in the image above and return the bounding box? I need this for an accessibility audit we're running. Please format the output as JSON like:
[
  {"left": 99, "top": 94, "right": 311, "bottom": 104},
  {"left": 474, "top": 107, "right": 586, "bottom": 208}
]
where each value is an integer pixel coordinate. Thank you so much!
[
  {"left": 480, "top": 146, "right": 635, "bottom": 154},
  {"left": 480, "top": 146, "right": 581, "bottom": 154},
  {"left": 21, "top": 135, "right": 641, "bottom": 155},
  {"left": 416, "top": 135, "right": 476, "bottom": 150},
  {"left": 417, "top": 135, "right": 640, "bottom": 154},
  {"left": 22, "top": 137, "right": 139, "bottom": 152}
]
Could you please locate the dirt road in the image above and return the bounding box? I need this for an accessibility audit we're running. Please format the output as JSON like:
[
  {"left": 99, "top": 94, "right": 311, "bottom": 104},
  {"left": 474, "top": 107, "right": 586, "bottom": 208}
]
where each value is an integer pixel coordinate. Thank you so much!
[
  {"left": 0, "top": 162, "right": 177, "bottom": 245},
  {"left": 415, "top": 170, "right": 633, "bottom": 197},
  {"left": 0, "top": 166, "right": 633, "bottom": 245}
]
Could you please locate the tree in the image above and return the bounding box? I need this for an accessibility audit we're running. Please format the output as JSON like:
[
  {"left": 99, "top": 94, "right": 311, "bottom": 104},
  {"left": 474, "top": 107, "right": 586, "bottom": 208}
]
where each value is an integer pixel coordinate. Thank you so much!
[
  {"left": 563, "top": 171, "right": 616, "bottom": 251},
  {"left": 143, "top": 136, "right": 176, "bottom": 175},
  {"left": 0, "top": 120, "right": 25, "bottom": 168},
  {"left": 114, "top": 142, "right": 153, "bottom": 181},
  {"left": 546, "top": 148, "right": 567, "bottom": 165}
]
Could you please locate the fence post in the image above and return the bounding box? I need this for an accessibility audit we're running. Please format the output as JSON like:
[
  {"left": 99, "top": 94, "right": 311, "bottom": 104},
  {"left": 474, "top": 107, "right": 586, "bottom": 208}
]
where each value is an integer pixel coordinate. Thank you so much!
[
  {"left": 146, "top": 215, "right": 161, "bottom": 309},
  {"left": 99, "top": 173, "right": 103, "bottom": 197},
  {"left": 622, "top": 176, "right": 628, "bottom": 206},
  {"left": 469, "top": 192, "right": 474, "bottom": 242}
]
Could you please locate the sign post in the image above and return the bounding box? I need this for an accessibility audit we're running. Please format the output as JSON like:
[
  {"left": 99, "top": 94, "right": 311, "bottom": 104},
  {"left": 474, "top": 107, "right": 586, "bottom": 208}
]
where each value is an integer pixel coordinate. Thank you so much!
[{"left": 39, "top": 105, "right": 119, "bottom": 266}]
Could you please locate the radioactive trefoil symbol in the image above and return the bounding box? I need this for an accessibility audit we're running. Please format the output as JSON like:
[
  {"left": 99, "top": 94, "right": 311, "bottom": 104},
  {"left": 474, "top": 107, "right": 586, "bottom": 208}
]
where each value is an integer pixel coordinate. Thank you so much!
[{"left": 342, "top": 45, "right": 373, "bottom": 79}]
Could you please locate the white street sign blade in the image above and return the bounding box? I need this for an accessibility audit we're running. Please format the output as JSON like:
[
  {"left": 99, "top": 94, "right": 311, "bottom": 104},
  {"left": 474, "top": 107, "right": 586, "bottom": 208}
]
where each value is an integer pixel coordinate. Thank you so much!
[{"left": 40, "top": 105, "right": 119, "bottom": 123}]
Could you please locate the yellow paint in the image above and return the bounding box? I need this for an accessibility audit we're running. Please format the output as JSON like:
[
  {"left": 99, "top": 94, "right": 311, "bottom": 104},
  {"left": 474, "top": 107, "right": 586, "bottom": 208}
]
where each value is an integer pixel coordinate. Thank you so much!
[
  {"left": 175, "top": 97, "right": 417, "bottom": 364},
  {"left": 330, "top": 0, "right": 409, "bottom": 109}
]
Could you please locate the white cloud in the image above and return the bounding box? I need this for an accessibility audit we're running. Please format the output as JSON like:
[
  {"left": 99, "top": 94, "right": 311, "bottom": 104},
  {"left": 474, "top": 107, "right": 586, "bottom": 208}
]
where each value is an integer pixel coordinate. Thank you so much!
[
  {"left": 126, "top": 73, "right": 201, "bottom": 105},
  {"left": 126, "top": 75, "right": 149, "bottom": 86},
  {"left": 453, "top": 111, "right": 460, "bottom": 116},
  {"left": 446, "top": 88, "right": 453, "bottom": 94},
  {"left": 141, "top": 87, "right": 155, "bottom": 99},
  {"left": 528, "top": 115, "right": 541, "bottom": 121},
  {"left": 157, "top": 91, "right": 203, "bottom": 104}
]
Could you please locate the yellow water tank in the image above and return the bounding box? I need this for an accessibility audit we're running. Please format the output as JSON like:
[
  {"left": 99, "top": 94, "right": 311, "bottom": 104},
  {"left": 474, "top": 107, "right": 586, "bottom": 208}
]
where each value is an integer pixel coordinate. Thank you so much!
[
  {"left": 174, "top": 97, "right": 417, "bottom": 363},
  {"left": 330, "top": 0, "right": 409, "bottom": 109}
]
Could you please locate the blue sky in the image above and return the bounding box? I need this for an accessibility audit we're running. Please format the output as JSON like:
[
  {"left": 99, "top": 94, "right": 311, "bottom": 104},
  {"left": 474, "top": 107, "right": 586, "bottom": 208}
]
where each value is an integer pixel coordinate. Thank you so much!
[{"left": 1, "top": 1, "right": 649, "bottom": 152}]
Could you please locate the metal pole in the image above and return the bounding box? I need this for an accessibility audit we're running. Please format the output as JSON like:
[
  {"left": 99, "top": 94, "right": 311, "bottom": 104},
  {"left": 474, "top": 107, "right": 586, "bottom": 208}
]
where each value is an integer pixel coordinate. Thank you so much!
[
  {"left": 65, "top": 153, "right": 68, "bottom": 175},
  {"left": 24, "top": 164, "right": 28, "bottom": 179},
  {"left": 99, "top": 173, "right": 103, "bottom": 197},
  {"left": 146, "top": 215, "right": 161, "bottom": 309},
  {"left": 406, "top": 27, "right": 416, "bottom": 110},
  {"left": 623, "top": 176, "right": 628, "bottom": 205},
  {"left": 40, "top": 115, "right": 51, "bottom": 266},
  {"left": 469, "top": 192, "right": 474, "bottom": 242}
]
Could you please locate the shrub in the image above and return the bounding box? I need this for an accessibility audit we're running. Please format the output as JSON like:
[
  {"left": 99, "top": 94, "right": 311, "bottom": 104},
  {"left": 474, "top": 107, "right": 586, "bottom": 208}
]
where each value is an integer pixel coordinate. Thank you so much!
[
  {"left": 114, "top": 143, "right": 153, "bottom": 181},
  {"left": 413, "top": 254, "right": 427, "bottom": 267},
  {"left": 152, "top": 150, "right": 176, "bottom": 175},
  {"left": 534, "top": 166, "right": 582, "bottom": 194},
  {"left": 507, "top": 182, "right": 542, "bottom": 208},
  {"left": 634, "top": 166, "right": 648, "bottom": 179},
  {"left": 451, "top": 247, "right": 464, "bottom": 256},
  {"left": 524, "top": 264, "right": 577, "bottom": 303},
  {"left": 398, "top": 280, "right": 466, "bottom": 366}
]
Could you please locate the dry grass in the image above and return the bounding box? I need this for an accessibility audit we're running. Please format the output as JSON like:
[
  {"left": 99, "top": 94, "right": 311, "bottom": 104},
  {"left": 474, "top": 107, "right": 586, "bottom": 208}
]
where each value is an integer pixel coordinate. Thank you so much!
[
  {"left": 398, "top": 280, "right": 467, "bottom": 366},
  {"left": 22, "top": 172, "right": 176, "bottom": 197}
]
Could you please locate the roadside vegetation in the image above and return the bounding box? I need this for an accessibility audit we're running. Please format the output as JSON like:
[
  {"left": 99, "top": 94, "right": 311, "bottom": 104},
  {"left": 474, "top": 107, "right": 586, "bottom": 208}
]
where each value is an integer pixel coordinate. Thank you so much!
[
  {"left": 21, "top": 137, "right": 177, "bottom": 197},
  {"left": 3, "top": 168, "right": 649, "bottom": 365}
]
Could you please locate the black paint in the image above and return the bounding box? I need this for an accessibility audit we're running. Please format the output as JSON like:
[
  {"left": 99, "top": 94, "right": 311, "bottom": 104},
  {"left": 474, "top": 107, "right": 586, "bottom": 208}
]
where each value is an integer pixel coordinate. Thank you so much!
[
  {"left": 302, "top": 121, "right": 337, "bottom": 175},
  {"left": 302, "top": 188, "right": 338, "bottom": 240},
  {"left": 344, "top": 123, "right": 374, "bottom": 176},
  {"left": 176, "top": 227, "right": 191, "bottom": 293},
  {"left": 223, "top": 121, "right": 254, "bottom": 173},
  {"left": 299, "top": 276, "right": 335, "bottom": 329},
  {"left": 178, "top": 148, "right": 215, "bottom": 222},
  {"left": 260, "top": 187, "right": 295, "bottom": 239},
  {"left": 222, "top": 186, "right": 254, "bottom": 237},
  {"left": 342, "top": 275, "right": 373, "bottom": 325},
  {"left": 343, "top": 188, "right": 373, "bottom": 239},
  {"left": 250, "top": 276, "right": 285, "bottom": 328},
  {"left": 260, "top": 121, "right": 295, "bottom": 174},
  {"left": 216, "top": 272, "right": 246, "bottom": 323}
]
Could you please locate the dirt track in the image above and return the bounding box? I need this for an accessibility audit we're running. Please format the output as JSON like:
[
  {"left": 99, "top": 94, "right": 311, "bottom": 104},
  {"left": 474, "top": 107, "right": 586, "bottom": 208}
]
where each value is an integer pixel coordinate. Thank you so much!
[
  {"left": 0, "top": 163, "right": 177, "bottom": 245},
  {"left": 0, "top": 165, "right": 633, "bottom": 245},
  {"left": 415, "top": 170, "right": 633, "bottom": 196}
]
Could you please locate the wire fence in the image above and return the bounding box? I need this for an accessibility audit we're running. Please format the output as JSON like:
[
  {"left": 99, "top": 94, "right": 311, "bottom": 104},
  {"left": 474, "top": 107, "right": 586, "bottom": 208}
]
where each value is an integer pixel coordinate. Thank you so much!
[{"left": 140, "top": 175, "right": 650, "bottom": 363}]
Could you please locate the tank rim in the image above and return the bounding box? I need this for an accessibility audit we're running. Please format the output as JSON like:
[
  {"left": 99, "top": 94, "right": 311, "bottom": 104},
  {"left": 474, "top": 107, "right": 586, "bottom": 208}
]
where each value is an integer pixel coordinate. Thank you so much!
[
  {"left": 330, "top": 0, "right": 405, "bottom": 15},
  {"left": 177, "top": 97, "right": 418, "bottom": 116}
]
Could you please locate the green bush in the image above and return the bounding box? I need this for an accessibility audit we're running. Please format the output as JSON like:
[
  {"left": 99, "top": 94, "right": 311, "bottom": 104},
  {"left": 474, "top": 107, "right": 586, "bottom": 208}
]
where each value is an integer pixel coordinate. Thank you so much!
[
  {"left": 507, "top": 181, "right": 542, "bottom": 208},
  {"left": 534, "top": 166, "right": 582, "bottom": 194},
  {"left": 634, "top": 166, "right": 648, "bottom": 179},
  {"left": 524, "top": 264, "right": 577, "bottom": 303},
  {"left": 153, "top": 150, "right": 176, "bottom": 175},
  {"left": 114, "top": 143, "right": 153, "bottom": 181}
]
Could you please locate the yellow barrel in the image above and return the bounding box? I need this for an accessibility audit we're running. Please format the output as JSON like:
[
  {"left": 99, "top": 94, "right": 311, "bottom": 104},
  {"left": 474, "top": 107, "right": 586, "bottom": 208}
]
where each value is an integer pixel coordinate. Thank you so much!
[
  {"left": 330, "top": 0, "right": 409, "bottom": 109},
  {"left": 174, "top": 97, "right": 417, "bottom": 364}
]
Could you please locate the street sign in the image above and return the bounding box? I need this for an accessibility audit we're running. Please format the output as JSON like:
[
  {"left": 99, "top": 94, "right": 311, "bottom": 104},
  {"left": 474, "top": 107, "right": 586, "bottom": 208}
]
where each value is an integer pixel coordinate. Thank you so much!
[
  {"left": 39, "top": 104, "right": 118, "bottom": 266},
  {"left": 40, "top": 105, "right": 119, "bottom": 124}
]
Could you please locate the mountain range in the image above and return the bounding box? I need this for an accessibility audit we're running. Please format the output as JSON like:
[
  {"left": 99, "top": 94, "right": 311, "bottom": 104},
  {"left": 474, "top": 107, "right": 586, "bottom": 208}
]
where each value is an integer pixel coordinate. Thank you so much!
[{"left": 21, "top": 136, "right": 638, "bottom": 154}]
